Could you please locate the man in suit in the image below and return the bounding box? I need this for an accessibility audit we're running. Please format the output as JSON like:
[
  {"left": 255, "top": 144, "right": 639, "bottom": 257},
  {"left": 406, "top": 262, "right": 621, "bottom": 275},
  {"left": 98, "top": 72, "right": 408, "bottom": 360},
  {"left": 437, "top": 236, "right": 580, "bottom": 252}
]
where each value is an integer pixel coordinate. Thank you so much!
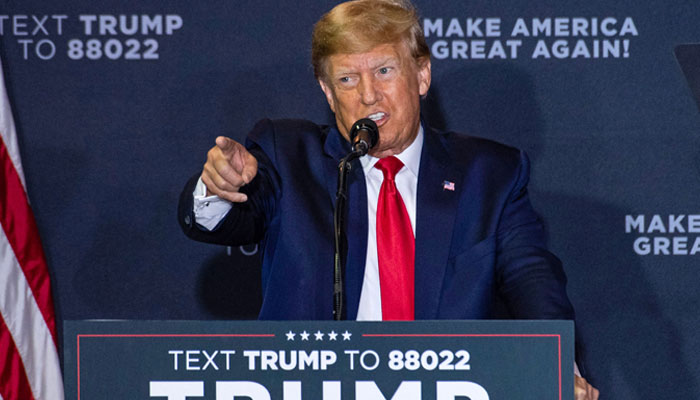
[{"left": 179, "top": 1, "right": 598, "bottom": 398}]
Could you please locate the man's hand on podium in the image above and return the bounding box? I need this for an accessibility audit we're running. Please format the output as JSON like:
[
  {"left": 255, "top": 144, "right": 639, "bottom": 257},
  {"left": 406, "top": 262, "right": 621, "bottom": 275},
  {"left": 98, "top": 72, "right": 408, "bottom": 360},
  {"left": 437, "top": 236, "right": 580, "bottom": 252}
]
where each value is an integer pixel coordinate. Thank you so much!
[
  {"left": 575, "top": 375, "right": 599, "bottom": 400},
  {"left": 201, "top": 136, "right": 258, "bottom": 203}
]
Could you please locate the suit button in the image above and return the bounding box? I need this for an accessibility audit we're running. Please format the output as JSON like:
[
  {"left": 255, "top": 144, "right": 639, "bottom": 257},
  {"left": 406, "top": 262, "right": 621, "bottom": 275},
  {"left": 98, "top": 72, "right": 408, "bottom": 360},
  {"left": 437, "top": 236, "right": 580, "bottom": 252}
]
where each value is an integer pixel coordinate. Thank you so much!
[{"left": 184, "top": 215, "right": 191, "bottom": 226}]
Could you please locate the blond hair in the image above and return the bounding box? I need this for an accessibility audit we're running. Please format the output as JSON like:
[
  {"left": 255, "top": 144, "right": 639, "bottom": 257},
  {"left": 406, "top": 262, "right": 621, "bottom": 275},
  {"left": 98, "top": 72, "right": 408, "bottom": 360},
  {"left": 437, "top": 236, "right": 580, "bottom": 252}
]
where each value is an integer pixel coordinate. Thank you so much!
[{"left": 311, "top": 0, "right": 430, "bottom": 80}]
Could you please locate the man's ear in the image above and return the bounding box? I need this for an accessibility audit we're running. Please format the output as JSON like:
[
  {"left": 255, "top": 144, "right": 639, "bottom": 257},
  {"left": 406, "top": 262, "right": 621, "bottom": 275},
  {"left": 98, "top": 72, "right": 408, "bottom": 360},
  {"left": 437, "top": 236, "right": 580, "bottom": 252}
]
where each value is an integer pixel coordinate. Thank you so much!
[
  {"left": 318, "top": 79, "right": 336, "bottom": 113},
  {"left": 417, "top": 58, "right": 432, "bottom": 96}
]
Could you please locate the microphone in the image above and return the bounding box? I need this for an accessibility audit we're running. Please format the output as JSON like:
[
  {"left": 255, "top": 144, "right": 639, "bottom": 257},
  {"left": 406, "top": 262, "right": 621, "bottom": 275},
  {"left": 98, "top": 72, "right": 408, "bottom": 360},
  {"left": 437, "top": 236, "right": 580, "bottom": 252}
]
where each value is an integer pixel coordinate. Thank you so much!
[{"left": 349, "top": 118, "right": 379, "bottom": 156}]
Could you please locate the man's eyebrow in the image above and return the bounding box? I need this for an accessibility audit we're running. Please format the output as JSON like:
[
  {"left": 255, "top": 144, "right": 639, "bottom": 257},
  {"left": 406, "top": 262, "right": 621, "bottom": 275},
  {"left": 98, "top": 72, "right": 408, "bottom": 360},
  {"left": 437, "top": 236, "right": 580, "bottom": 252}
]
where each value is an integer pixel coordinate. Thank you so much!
[
  {"left": 331, "top": 67, "right": 356, "bottom": 76},
  {"left": 331, "top": 55, "right": 401, "bottom": 77},
  {"left": 369, "top": 56, "right": 399, "bottom": 68}
]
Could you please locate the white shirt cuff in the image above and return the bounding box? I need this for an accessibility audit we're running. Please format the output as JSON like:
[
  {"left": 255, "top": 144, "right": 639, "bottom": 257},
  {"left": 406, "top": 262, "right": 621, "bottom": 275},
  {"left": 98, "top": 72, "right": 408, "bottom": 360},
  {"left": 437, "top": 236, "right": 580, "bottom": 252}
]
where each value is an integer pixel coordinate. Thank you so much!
[{"left": 193, "top": 177, "right": 233, "bottom": 231}]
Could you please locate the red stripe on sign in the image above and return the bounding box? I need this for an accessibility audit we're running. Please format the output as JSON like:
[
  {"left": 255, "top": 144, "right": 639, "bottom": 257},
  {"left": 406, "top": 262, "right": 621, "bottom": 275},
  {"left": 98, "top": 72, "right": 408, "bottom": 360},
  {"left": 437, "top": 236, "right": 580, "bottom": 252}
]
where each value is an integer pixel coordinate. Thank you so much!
[
  {"left": 0, "top": 136, "right": 57, "bottom": 345},
  {"left": 79, "top": 333, "right": 276, "bottom": 338},
  {"left": 0, "top": 313, "right": 36, "bottom": 400},
  {"left": 558, "top": 335, "right": 562, "bottom": 400},
  {"left": 362, "top": 333, "right": 561, "bottom": 337}
]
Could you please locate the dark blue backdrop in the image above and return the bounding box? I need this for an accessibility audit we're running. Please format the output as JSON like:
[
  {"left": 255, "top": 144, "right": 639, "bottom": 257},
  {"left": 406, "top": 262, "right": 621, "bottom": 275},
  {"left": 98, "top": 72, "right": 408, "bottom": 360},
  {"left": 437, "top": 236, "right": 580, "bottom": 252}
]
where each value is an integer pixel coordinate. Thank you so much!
[{"left": 2, "top": 1, "right": 699, "bottom": 398}]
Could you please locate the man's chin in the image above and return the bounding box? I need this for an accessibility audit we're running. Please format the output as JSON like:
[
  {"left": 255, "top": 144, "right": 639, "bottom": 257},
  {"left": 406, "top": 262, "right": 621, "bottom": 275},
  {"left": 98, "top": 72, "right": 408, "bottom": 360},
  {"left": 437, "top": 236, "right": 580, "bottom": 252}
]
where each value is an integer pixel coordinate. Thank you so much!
[{"left": 368, "top": 146, "right": 398, "bottom": 159}]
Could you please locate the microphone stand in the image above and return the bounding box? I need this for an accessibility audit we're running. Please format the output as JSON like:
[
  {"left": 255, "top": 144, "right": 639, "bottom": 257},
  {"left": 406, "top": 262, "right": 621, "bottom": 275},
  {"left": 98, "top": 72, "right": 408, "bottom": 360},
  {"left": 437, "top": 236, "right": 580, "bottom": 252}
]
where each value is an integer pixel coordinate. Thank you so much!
[
  {"left": 332, "top": 118, "right": 376, "bottom": 321},
  {"left": 333, "top": 149, "right": 364, "bottom": 321}
]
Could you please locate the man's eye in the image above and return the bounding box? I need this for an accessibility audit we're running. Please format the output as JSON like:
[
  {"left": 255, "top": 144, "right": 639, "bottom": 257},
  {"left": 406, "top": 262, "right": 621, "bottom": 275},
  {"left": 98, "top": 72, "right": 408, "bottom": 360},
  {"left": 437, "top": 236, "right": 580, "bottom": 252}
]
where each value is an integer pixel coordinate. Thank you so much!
[
  {"left": 379, "top": 67, "right": 390, "bottom": 74},
  {"left": 339, "top": 77, "right": 350, "bottom": 83}
]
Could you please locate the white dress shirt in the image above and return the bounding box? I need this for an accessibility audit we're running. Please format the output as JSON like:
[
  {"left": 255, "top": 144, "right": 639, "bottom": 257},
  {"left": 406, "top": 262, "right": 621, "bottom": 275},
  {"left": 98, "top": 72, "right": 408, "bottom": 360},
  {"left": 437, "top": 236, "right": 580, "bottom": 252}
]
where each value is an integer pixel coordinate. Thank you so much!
[{"left": 193, "top": 177, "right": 233, "bottom": 231}]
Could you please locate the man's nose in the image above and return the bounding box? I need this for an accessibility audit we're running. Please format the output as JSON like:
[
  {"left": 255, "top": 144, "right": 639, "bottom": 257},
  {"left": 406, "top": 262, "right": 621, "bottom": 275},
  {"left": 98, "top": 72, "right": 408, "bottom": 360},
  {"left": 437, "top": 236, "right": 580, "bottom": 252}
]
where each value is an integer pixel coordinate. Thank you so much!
[{"left": 358, "top": 76, "right": 381, "bottom": 105}]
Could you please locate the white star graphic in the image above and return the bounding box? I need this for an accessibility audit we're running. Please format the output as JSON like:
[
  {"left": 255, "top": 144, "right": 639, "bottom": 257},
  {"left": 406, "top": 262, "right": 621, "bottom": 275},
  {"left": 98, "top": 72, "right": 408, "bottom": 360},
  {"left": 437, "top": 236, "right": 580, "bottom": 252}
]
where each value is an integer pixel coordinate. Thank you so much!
[
  {"left": 342, "top": 330, "right": 352, "bottom": 341},
  {"left": 300, "top": 330, "right": 310, "bottom": 341},
  {"left": 285, "top": 331, "right": 296, "bottom": 341},
  {"left": 314, "top": 330, "right": 325, "bottom": 341},
  {"left": 327, "top": 331, "right": 338, "bottom": 341}
]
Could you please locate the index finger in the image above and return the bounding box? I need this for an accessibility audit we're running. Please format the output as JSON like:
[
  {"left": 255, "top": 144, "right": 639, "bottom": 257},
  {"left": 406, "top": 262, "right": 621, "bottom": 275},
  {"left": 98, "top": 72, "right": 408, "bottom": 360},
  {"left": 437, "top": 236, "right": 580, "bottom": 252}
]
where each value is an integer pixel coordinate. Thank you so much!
[{"left": 215, "top": 136, "right": 238, "bottom": 156}]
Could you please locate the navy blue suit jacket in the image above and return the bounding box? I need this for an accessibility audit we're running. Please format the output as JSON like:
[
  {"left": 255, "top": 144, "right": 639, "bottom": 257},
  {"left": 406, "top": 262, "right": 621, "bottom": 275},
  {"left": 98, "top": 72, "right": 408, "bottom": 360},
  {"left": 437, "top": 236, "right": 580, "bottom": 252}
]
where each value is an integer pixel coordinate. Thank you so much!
[{"left": 179, "top": 119, "right": 575, "bottom": 322}]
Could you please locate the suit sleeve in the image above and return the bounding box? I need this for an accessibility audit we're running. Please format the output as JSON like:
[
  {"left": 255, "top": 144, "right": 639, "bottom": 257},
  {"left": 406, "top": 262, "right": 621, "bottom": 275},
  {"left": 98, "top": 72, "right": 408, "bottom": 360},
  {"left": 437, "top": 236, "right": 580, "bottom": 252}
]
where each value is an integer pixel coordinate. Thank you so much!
[
  {"left": 495, "top": 150, "right": 575, "bottom": 320},
  {"left": 177, "top": 120, "right": 281, "bottom": 246}
]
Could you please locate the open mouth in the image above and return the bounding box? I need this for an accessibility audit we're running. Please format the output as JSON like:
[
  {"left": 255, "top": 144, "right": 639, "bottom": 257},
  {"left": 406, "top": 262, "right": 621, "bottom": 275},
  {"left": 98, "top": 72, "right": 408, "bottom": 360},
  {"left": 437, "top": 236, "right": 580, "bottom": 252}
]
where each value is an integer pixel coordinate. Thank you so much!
[{"left": 366, "top": 112, "right": 388, "bottom": 125}]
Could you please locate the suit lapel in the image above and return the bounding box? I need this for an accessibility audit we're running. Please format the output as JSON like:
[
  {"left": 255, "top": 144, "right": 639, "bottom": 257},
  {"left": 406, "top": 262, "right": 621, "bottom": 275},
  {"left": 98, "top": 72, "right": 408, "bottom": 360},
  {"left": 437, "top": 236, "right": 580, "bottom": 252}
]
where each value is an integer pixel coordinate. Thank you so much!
[
  {"left": 322, "top": 126, "right": 367, "bottom": 320},
  {"left": 414, "top": 126, "right": 462, "bottom": 319}
]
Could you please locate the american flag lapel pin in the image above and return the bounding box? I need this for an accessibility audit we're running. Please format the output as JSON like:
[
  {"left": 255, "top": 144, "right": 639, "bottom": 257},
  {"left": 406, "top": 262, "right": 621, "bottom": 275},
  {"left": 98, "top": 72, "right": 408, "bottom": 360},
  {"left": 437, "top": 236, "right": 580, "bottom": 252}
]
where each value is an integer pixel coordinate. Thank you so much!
[{"left": 442, "top": 180, "right": 455, "bottom": 191}]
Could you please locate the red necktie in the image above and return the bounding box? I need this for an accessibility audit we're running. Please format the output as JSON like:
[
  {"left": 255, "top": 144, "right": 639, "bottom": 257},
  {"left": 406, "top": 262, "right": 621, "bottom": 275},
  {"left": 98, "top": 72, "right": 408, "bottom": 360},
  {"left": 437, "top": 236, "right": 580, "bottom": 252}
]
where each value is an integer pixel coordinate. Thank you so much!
[{"left": 375, "top": 156, "right": 415, "bottom": 320}]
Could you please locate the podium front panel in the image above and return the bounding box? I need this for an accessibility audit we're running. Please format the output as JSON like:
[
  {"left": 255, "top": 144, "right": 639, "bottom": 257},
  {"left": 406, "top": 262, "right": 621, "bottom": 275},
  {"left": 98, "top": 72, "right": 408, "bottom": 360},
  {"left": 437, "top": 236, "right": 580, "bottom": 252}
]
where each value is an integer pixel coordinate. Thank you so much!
[{"left": 63, "top": 320, "right": 573, "bottom": 400}]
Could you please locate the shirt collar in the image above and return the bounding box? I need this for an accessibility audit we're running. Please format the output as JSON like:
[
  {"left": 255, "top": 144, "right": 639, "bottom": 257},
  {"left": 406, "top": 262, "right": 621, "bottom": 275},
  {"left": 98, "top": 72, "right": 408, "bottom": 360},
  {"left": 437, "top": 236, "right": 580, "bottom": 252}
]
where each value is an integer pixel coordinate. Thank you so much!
[{"left": 360, "top": 124, "right": 424, "bottom": 177}]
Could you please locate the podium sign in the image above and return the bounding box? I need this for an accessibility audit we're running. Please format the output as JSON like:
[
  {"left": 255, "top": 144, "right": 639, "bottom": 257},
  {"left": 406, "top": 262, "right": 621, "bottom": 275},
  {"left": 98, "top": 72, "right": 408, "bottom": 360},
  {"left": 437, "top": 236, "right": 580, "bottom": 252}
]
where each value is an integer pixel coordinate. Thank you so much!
[{"left": 63, "top": 320, "right": 573, "bottom": 400}]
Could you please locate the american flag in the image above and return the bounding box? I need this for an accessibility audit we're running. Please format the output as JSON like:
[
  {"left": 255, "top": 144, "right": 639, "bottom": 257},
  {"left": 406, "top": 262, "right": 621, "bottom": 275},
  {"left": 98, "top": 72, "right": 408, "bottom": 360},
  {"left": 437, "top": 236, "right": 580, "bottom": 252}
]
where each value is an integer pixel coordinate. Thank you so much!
[
  {"left": 442, "top": 180, "right": 455, "bottom": 191},
  {"left": 0, "top": 56, "right": 64, "bottom": 399}
]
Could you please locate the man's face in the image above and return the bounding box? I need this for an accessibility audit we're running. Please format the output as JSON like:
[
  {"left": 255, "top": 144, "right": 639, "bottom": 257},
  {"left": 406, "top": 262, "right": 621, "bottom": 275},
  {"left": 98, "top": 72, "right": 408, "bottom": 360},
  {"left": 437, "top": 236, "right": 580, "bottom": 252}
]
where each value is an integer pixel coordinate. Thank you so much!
[{"left": 319, "top": 41, "right": 431, "bottom": 158}]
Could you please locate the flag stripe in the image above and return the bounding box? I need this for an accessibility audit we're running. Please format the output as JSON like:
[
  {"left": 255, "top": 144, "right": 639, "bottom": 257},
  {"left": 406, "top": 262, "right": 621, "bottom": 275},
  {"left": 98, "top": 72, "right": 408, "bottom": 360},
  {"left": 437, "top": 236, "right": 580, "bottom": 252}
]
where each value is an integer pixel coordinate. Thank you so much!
[
  {"left": 0, "top": 137, "right": 57, "bottom": 344},
  {"left": 0, "top": 313, "right": 36, "bottom": 400},
  {"left": 0, "top": 226, "right": 63, "bottom": 399}
]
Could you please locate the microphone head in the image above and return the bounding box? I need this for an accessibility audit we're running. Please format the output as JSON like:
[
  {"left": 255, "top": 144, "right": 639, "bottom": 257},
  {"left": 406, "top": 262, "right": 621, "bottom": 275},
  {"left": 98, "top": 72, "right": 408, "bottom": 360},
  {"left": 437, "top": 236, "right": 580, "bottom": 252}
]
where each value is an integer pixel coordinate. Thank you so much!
[{"left": 349, "top": 118, "right": 379, "bottom": 152}]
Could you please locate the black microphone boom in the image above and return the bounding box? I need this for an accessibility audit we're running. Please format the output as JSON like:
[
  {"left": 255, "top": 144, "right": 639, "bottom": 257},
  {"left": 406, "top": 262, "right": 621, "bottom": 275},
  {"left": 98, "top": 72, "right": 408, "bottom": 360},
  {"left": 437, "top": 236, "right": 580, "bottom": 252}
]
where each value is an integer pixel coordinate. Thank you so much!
[{"left": 349, "top": 118, "right": 379, "bottom": 156}]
